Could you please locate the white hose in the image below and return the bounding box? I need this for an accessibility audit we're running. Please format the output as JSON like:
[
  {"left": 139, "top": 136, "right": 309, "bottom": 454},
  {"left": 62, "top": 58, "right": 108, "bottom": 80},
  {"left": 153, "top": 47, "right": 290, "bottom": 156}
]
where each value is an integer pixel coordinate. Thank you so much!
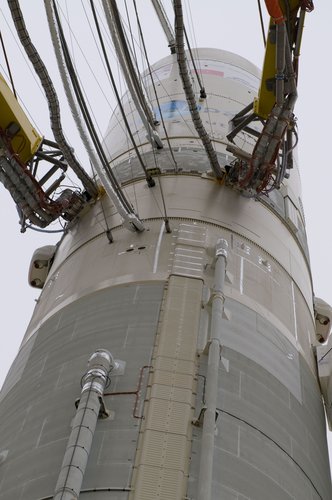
[{"left": 44, "top": 0, "right": 144, "bottom": 232}]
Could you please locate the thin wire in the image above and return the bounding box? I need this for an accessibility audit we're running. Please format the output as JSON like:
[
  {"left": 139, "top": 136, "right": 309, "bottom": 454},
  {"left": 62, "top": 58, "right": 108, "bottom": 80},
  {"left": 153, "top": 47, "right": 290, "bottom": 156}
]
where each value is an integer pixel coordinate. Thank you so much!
[
  {"left": 55, "top": 15, "right": 111, "bottom": 151},
  {"left": 52, "top": 0, "right": 131, "bottom": 211},
  {"left": 89, "top": 0, "right": 154, "bottom": 186},
  {"left": 132, "top": 0, "right": 178, "bottom": 171},
  {"left": 0, "top": 62, "right": 43, "bottom": 135},
  {"left": 184, "top": 0, "right": 204, "bottom": 85},
  {"left": 0, "top": 30, "right": 17, "bottom": 97},
  {"left": 182, "top": 2, "right": 219, "bottom": 146},
  {"left": 0, "top": 8, "right": 47, "bottom": 133},
  {"left": 151, "top": 147, "right": 171, "bottom": 232},
  {"left": 217, "top": 407, "right": 323, "bottom": 499},
  {"left": 64, "top": 0, "right": 75, "bottom": 63},
  {"left": 109, "top": 0, "right": 155, "bottom": 128},
  {"left": 183, "top": 27, "right": 205, "bottom": 97},
  {"left": 25, "top": 224, "right": 65, "bottom": 233},
  {"left": 98, "top": 1, "right": 201, "bottom": 158},
  {"left": 123, "top": 0, "right": 156, "bottom": 125},
  {"left": 121, "top": 10, "right": 200, "bottom": 147},
  {"left": 118, "top": 0, "right": 154, "bottom": 108},
  {"left": 157, "top": 174, "right": 171, "bottom": 232},
  {"left": 0, "top": 8, "right": 46, "bottom": 100},
  {"left": 124, "top": 0, "right": 140, "bottom": 77},
  {"left": 80, "top": 0, "right": 128, "bottom": 140},
  {"left": 149, "top": 181, "right": 166, "bottom": 218},
  {"left": 183, "top": 25, "right": 217, "bottom": 146},
  {"left": 54, "top": 1, "right": 117, "bottom": 166},
  {"left": 129, "top": 160, "right": 139, "bottom": 217},
  {"left": 54, "top": 1, "right": 116, "bottom": 116},
  {"left": 184, "top": 0, "right": 199, "bottom": 55},
  {"left": 257, "top": 0, "right": 267, "bottom": 47},
  {"left": 126, "top": 91, "right": 150, "bottom": 179}
]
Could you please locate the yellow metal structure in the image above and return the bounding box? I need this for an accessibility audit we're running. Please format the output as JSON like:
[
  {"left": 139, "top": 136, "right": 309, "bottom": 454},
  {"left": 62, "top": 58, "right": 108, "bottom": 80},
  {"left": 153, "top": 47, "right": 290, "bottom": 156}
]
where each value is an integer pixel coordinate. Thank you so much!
[
  {"left": 0, "top": 73, "right": 42, "bottom": 163},
  {"left": 254, "top": 0, "right": 303, "bottom": 119},
  {"left": 254, "top": 17, "right": 278, "bottom": 119}
]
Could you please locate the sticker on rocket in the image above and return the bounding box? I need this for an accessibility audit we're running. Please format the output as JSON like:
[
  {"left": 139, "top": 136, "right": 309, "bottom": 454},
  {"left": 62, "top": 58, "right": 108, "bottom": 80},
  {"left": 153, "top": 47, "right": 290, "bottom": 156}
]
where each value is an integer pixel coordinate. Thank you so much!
[
  {"left": 188, "top": 59, "right": 260, "bottom": 91},
  {"left": 154, "top": 100, "right": 221, "bottom": 121},
  {"left": 154, "top": 100, "right": 198, "bottom": 120}
]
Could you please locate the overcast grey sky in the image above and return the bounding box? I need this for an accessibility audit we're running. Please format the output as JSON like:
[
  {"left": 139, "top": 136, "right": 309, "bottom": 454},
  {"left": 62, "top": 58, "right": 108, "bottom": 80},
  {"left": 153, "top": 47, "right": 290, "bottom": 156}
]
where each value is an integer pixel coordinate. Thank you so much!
[{"left": 0, "top": 0, "right": 331, "bottom": 464}]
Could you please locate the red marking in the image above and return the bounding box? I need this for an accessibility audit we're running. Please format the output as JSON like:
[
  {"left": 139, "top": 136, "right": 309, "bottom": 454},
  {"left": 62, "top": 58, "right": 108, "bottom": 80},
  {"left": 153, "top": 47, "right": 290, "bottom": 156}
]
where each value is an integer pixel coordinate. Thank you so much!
[{"left": 192, "top": 69, "right": 224, "bottom": 77}]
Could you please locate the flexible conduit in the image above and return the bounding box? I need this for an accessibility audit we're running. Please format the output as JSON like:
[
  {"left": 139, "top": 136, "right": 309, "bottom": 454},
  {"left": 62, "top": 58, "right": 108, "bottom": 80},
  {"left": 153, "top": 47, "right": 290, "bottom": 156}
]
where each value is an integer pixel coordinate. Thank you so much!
[
  {"left": 0, "top": 150, "right": 84, "bottom": 227},
  {"left": 44, "top": 0, "right": 144, "bottom": 232},
  {"left": 173, "top": 0, "right": 223, "bottom": 179},
  {"left": 53, "top": 349, "right": 114, "bottom": 500},
  {"left": 0, "top": 156, "right": 50, "bottom": 227},
  {"left": 7, "top": 0, "right": 98, "bottom": 199},
  {"left": 102, "top": 0, "right": 162, "bottom": 149},
  {"left": 248, "top": 22, "right": 297, "bottom": 192},
  {"left": 197, "top": 239, "right": 228, "bottom": 500}
]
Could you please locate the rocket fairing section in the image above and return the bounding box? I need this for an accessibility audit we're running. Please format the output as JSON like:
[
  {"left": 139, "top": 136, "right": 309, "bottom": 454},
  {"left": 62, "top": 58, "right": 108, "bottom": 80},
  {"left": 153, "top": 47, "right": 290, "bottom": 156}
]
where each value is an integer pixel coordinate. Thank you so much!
[{"left": 0, "top": 46, "right": 331, "bottom": 500}]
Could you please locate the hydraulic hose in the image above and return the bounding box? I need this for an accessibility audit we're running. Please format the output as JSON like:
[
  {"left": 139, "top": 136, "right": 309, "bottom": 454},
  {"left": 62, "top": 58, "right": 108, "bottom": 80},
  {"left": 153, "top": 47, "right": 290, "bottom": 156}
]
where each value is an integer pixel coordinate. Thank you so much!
[
  {"left": 8, "top": 0, "right": 98, "bottom": 198},
  {"left": 173, "top": 0, "right": 223, "bottom": 179},
  {"left": 44, "top": 0, "right": 144, "bottom": 232}
]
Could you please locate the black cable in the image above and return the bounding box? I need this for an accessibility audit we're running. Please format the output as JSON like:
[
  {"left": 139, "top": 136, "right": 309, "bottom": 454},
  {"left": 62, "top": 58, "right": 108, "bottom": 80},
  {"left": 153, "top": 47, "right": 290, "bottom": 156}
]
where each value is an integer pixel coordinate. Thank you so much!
[
  {"left": 123, "top": 0, "right": 141, "bottom": 83},
  {"left": 52, "top": 0, "right": 134, "bottom": 211},
  {"left": 257, "top": 0, "right": 267, "bottom": 47},
  {"left": 217, "top": 407, "right": 323, "bottom": 499},
  {"left": 53, "top": 3, "right": 117, "bottom": 177},
  {"left": 89, "top": 0, "right": 155, "bottom": 187},
  {"left": 318, "top": 347, "right": 332, "bottom": 363},
  {"left": 183, "top": 26, "right": 206, "bottom": 98},
  {"left": 0, "top": 30, "right": 17, "bottom": 97},
  {"left": 109, "top": 0, "right": 155, "bottom": 129},
  {"left": 151, "top": 147, "right": 171, "bottom": 233},
  {"left": 8, "top": 0, "right": 98, "bottom": 198},
  {"left": 132, "top": 0, "right": 178, "bottom": 171},
  {"left": 25, "top": 224, "right": 65, "bottom": 233}
]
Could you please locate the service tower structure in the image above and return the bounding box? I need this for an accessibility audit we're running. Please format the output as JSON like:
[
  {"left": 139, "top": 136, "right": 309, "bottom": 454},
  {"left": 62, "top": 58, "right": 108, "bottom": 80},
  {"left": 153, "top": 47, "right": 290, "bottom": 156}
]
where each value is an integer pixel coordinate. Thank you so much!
[{"left": 0, "top": 47, "right": 331, "bottom": 500}]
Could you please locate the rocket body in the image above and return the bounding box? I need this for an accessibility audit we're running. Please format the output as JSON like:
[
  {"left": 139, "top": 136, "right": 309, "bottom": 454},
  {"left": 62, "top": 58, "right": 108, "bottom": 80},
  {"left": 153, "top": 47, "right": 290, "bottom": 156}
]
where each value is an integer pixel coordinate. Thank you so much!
[{"left": 0, "top": 49, "right": 330, "bottom": 500}]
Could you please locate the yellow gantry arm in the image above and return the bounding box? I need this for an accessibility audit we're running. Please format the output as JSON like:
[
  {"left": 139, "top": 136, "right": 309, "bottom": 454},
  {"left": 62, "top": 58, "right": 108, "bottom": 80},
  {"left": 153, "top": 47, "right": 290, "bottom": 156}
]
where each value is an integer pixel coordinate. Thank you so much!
[{"left": 0, "top": 73, "right": 42, "bottom": 163}]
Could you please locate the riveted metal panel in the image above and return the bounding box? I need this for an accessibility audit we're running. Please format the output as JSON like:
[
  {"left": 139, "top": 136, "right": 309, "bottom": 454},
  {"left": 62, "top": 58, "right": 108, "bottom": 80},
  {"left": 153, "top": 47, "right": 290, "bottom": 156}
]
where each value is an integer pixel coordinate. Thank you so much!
[{"left": 0, "top": 283, "right": 164, "bottom": 500}]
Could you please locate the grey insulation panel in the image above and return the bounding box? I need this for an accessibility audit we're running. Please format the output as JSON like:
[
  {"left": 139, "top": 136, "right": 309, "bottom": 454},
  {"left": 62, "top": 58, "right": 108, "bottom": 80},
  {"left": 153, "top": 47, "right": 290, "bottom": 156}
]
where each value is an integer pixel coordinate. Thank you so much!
[
  {"left": 0, "top": 283, "right": 164, "bottom": 500},
  {"left": 188, "top": 301, "right": 331, "bottom": 500},
  {"left": 221, "top": 298, "right": 302, "bottom": 402}
]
